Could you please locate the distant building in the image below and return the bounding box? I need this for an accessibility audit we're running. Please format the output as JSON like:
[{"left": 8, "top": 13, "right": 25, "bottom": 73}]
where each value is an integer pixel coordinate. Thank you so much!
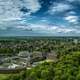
[
  {"left": 8, "top": 63, "right": 19, "bottom": 69},
  {"left": 73, "top": 39, "right": 78, "bottom": 44},
  {"left": 31, "top": 51, "right": 43, "bottom": 59},
  {"left": 46, "top": 51, "right": 57, "bottom": 61},
  {"left": 18, "top": 51, "right": 31, "bottom": 58}
]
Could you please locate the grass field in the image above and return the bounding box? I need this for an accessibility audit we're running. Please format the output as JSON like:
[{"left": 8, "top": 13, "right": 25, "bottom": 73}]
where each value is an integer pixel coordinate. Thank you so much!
[{"left": 0, "top": 74, "right": 9, "bottom": 80}]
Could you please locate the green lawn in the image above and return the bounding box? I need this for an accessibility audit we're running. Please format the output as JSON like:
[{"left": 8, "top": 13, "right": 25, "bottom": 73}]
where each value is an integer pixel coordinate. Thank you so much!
[{"left": 0, "top": 74, "right": 9, "bottom": 80}]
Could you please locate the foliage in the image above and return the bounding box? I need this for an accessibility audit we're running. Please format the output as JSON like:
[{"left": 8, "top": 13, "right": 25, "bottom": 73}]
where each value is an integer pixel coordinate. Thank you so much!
[
  {"left": 26, "top": 51, "right": 80, "bottom": 80},
  {"left": 0, "top": 37, "right": 80, "bottom": 80}
]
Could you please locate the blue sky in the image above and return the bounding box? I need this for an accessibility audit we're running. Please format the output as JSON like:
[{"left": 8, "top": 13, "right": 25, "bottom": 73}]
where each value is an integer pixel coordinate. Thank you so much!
[{"left": 0, "top": 0, "right": 80, "bottom": 36}]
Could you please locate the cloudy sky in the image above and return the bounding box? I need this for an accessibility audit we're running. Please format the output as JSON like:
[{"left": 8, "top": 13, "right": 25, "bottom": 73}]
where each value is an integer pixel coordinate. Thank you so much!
[{"left": 0, "top": 0, "right": 80, "bottom": 36}]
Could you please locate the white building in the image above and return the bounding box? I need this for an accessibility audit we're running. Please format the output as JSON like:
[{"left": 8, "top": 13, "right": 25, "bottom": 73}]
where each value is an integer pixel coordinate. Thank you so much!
[{"left": 8, "top": 63, "right": 19, "bottom": 69}]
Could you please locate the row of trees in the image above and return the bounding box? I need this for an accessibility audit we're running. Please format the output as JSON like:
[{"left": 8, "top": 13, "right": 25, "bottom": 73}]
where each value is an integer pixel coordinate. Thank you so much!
[{"left": 0, "top": 37, "right": 80, "bottom": 55}]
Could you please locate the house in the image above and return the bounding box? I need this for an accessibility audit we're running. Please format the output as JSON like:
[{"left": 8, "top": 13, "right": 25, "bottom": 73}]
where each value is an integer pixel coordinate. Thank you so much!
[
  {"left": 18, "top": 51, "right": 31, "bottom": 58},
  {"left": 30, "top": 51, "right": 44, "bottom": 63},
  {"left": 8, "top": 63, "right": 19, "bottom": 69},
  {"left": 46, "top": 51, "right": 57, "bottom": 61},
  {"left": 31, "top": 51, "right": 43, "bottom": 59},
  {"left": 73, "top": 39, "right": 78, "bottom": 44}
]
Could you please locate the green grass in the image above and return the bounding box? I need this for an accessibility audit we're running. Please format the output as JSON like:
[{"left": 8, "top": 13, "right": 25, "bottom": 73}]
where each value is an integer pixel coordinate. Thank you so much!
[
  {"left": 0, "top": 74, "right": 9, "bottom": 80},
  {"left": 0, "top": 73, "right": 20, "bottom": 80}
]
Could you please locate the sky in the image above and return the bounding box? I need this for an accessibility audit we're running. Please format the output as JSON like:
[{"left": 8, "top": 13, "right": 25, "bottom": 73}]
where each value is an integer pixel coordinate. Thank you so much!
[{"left": 0, "top": 0, "right": 80, "bottom": 36}]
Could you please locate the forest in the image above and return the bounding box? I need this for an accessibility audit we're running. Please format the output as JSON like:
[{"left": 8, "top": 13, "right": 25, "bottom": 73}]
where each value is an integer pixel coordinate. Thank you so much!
[{"left": 0, "top": 37, "right": 80, "bottom": 80}]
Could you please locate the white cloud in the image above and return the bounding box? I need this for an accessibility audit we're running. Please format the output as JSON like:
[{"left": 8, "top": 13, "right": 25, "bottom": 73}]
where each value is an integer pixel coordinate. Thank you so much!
[
  {"left": 49, "top": 3, "right": 72, "bottom": 14},
  {"left": 67, "top": 0, "right": 80, "bottom": 2},
  {"left": 15, "top": 25, "right": 32, "bottom": 31},
  {"left": 23, "top": 0, "right": 41, "bottom": 13},
  {"left": 56, "top": 28, "right": 75, "bottom": 33},
  {"left": 23, "top": 23, "right": 78, "bottom": 34},
  {"left": 67, "top": 0, "right": 76, "bottom": 2},
  {"left": 1, "top": 18, "right": 22, "bottom": 22},
  {"left": 0, "top": 0, "right": 41, "bottom": 22},
  {"left": 0, "top": 20, "right": 79, "bottom": 34},
  {"left": 65, "top": 15, "right": 78, "bottom": 24},
  {"left": 12, "top": 23, "right": 57, "bottom": 31},
  {"left": 0, "top": 26, "right": 7, "bottom": 30},
  {"left": 16, "top": 26, "right": 28, "bottom": 30},
  {"left": 66, "top": 11, "right": 76, "bottom": 15}
]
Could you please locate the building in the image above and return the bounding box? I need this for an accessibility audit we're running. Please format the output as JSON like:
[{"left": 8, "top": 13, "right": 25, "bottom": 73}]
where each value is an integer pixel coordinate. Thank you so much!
[
  {"left": 46, "top": 51, "right": 57, "bottom": 61},
  {"left": 18, "top": 51, "right": 31, "bottom": 58},
  {"left": 31, "top": 51, "right": 43, "bottom": 59}
]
